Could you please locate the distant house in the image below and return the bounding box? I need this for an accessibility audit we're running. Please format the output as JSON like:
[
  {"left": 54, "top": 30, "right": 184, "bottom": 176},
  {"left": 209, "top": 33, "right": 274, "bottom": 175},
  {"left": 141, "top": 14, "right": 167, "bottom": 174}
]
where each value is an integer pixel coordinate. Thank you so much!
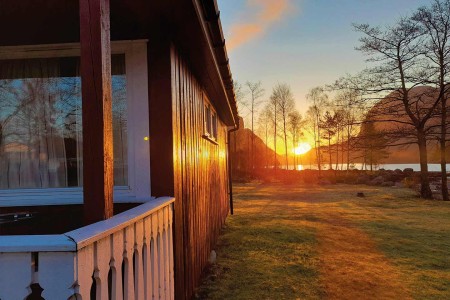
[{"left": 0, "top": 1, "right": 237, "bottom": 299}]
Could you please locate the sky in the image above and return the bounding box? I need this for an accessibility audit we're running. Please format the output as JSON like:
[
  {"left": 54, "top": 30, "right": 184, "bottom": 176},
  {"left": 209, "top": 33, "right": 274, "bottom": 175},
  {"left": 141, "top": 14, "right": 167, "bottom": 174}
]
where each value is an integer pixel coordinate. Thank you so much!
[{"left": 217, "top": 0, "right": 432, "bottom": 118}]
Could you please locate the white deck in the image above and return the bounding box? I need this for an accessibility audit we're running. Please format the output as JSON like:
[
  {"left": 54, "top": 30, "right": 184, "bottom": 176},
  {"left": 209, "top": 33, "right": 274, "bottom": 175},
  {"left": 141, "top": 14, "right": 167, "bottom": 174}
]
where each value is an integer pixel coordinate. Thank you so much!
[{"left": 0, "top": 197, "right": 175, "bottom": 300}]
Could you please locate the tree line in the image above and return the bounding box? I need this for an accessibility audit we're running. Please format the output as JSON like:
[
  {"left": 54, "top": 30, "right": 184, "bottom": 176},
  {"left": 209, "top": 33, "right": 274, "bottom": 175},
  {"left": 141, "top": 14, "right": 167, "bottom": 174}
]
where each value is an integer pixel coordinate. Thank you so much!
[
  {"left": 233, "top": 81, "right": 304, "bottom": 172},
  {"left": 233, "top": 0, "right": 450, "bottom": 200}
]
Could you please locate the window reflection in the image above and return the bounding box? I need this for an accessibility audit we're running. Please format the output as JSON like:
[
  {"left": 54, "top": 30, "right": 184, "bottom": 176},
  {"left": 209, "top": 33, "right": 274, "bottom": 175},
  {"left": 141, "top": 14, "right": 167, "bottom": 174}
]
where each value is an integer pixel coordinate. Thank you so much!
[{"left": 0, "top": 55, "right": 127, "bottom": 189}]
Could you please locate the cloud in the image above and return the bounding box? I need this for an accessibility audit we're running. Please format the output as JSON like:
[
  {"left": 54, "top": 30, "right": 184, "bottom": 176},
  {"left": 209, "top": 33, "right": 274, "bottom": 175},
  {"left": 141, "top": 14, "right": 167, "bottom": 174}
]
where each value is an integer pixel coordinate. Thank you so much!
[{"left": 227, "top": 0, "right": 295, "bottom": 51}]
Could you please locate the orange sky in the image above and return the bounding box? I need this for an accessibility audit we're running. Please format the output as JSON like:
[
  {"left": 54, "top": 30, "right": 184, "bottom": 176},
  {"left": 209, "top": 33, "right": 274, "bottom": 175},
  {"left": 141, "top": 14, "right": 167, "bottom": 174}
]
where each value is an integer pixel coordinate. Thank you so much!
[{"left": 227, "top": 0, "right": 294, "bottom": 51}]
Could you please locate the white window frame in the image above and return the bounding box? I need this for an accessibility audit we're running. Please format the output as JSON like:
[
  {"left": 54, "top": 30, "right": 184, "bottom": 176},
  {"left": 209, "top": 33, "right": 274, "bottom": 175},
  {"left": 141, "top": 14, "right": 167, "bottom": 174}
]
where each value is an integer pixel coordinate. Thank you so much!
[
  {"left": 203, "top": 98, "right": 218, "bottom": 144},
  {"left": 0, "top": 40, "right": 152, "bottom": 206}
]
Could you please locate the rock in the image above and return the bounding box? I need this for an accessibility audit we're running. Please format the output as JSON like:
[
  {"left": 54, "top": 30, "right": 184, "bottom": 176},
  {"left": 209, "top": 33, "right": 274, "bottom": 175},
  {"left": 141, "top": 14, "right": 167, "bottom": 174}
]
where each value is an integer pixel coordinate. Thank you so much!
[
  {"left": 356, "top": 175, "right": 370, "bottom": 184},
  {"left": 432, "top": 191, "right": 442, "bottom": 200},
  {"left": 395, "top": 182, "right": 404, "bottom": 188},
  {"left": 403, "top": 168, "right": 414, "bottom": 174},
  {"left": 319, "top": 178, "right": 332, "bottom": 185},
  {"left": 209, "top": 250, "right": 217, "bottom": 264},
  {"left": 370, "top": 176, "right": 385, "bottom": 186},
  {"left": 357, "top": 192, "right": 365, "bottom": 197}
]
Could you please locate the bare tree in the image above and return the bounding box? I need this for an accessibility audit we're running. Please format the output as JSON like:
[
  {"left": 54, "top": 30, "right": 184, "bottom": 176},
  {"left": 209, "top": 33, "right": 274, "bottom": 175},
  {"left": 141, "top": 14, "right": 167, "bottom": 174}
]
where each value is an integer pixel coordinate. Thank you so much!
[
  {"left": 329, "top": 83, "right": 368, "bottom": 170},
  {"left": 245, "top": 81, "right": 265, "bottom": 171},
  {"left": 233, "top": 81, "right": 247, "bottom": 118},
  {"left": 304, "top": 110, "right": 317, "bottom": 169},
  {"left": 357, "top": 122, "right": 390, "bottom": 171},
  {"left": 269, "top": 91, "right": 279, "bottom": 170},
  {"left": 232, "top": 81, "right": 247, "bottom": 172},
  {"left": 413, "top": 0, "right": 450, "bottom": 200},
  {"left": 288, "top": 110, "right": 303, "bottom": 169},
  {"left": 332, "top": 109, "right": 345, "bottom": 170},
  {"left": 320, "top": 111, "right": 337, "bottom": 170},
  {"left": 306, "top": 87, "right": 329, "bottom": 174},
  {"left": 354, "top": 18, "right": 438, "bottom": 198},
  {"left": 271, "top": 83, "right": 295, "bottom": 169},
  {"left": 257, "top": 105, "right": 274, "bottom": 169}
]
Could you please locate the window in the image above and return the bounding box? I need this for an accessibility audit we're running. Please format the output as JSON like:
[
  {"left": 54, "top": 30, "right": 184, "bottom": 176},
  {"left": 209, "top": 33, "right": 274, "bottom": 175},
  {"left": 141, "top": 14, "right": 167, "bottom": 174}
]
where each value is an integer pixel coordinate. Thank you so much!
[
  {"left": 203, "top": 101, "right": 218, "bottom": 143},
  {"left": 211, "top": 112, "right": 218, "bottom": 139},
  {"left": 0, "top": 55, "right": 127, "bottom": 188},
  {"left": 205, "top": 104, "right": 211, "bottom": 136},
  {"left": 0, "top": 41, "right": 151, "bottom": 206}
]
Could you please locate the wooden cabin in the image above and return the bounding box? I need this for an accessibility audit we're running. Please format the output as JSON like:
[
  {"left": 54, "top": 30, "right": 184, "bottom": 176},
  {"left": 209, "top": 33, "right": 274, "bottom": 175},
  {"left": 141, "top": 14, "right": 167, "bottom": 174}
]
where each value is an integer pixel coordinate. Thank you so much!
[{"left": 0, "top": 0, "right": 237, "bottom": 299}]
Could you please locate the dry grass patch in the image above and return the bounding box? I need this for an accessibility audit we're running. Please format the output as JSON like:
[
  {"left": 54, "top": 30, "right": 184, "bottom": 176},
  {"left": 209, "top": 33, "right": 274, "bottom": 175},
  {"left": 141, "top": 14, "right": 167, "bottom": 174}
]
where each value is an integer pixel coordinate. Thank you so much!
[{"left": 315, "top": 213, "right": 411, "bottom": 299}]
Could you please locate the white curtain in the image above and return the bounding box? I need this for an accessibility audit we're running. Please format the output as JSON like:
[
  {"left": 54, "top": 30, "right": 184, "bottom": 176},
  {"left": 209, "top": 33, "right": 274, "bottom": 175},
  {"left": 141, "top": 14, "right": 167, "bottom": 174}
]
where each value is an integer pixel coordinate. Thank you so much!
[{"left": 0, "top": 55, "right": 127, "bottom": 189}]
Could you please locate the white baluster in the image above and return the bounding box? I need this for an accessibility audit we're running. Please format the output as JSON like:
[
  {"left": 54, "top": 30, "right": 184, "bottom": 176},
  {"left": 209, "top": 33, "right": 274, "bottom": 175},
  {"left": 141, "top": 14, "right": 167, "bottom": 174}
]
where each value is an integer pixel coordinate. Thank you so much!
[
  {"left": 111, "top": 230, "right": 124, "bottom": 300},
  {"left": 0, "top": 198, "right": 175, "bottom": 300},
  {"left": 157, "top": 210, "right": 165, "bottom": 300},
  {"left": 95, "top": 238, "right": 111, "bottom": 299},
  {"left": 143, "top": 216, "right": 152, "bottom": 300},
  {"left": 40, "top": 252, "right": 76, "bottom": 299},
  {"left": 0, "top": 253, "right": 32, "bottom": 299},
  {"left": 151, "top": 215, "right": 159, "bottom": 300},
  {"left": 168, "top": 204, "right": 175, "bottom": 300},
  {"left": 123, "top": 226, "right": 135, "bottom": 300},
  {"left": 163, "top": 207, "right": 170, "bottom": 300},
  {"left": 76, "top": 244, "right": 95, "bottom": 299},
  {"left": 135, "top": 220, "right": 145, "bottom": 300}
]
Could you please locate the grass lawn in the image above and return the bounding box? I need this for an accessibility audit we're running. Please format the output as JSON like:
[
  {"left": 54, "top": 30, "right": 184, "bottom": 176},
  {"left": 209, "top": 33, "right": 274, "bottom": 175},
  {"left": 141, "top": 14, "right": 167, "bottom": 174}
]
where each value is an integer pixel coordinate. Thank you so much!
[{"left": 195, "top": 183, "right": 450, "bottom": 300}]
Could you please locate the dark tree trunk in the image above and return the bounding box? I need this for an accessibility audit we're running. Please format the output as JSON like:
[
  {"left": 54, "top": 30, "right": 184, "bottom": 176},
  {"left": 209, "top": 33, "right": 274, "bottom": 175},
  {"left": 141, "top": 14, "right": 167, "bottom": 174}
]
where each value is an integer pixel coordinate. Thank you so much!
[
  {"left": 328, "top": 133, "right": 332, "bottom": 170},
  {"left": 284, "top": 119, "right": 288, "bottom": 170},
  {"left": 418, "top": 130, "right": 433, "bottom": 199},
  {"left": 440, "top": 98, "right": 449, "bottom": 201},
  {"left": 347, "top": 126, "right": 350, "bottom": 171}
]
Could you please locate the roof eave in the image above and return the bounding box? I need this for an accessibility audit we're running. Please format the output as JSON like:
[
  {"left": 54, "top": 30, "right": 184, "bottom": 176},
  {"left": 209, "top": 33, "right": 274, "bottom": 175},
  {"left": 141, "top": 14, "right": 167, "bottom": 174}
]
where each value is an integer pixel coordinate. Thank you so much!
[{"left": 193, "top": 0, "right": 238, "bottom": 127}]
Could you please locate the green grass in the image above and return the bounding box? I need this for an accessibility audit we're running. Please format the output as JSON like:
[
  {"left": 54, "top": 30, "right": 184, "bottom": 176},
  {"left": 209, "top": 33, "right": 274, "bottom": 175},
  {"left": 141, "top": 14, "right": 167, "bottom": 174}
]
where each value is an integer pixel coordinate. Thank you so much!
[
  {"left": 195, "top": 183, "right": 450, "bottom": 299},
  {"left": 358, "top": 198, "right": 450, "bottom": 300}
]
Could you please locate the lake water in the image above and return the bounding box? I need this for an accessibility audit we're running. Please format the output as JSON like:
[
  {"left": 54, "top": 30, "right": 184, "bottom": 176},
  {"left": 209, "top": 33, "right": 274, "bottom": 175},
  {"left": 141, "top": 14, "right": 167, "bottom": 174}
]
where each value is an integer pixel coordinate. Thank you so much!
[{"left": 289, "top": 163, "right": 450, "bottom": 172}]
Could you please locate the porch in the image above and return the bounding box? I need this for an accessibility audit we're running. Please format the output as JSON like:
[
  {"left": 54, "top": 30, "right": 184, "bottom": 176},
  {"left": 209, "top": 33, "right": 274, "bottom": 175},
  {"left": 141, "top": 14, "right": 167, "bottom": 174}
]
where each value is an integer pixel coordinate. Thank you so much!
[
  {"left": 0, "top": 0, "right": 235, "bottom": 299},
  {"left": 0, "top": 197, "right": 174, "bottom": 299}
]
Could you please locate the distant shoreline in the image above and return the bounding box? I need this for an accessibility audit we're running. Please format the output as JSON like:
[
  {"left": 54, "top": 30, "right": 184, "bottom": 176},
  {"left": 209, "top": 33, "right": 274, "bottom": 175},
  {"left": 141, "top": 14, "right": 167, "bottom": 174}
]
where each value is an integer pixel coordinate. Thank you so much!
[{"left": 281, "top": 163, "right": 450, "bottom": 172}]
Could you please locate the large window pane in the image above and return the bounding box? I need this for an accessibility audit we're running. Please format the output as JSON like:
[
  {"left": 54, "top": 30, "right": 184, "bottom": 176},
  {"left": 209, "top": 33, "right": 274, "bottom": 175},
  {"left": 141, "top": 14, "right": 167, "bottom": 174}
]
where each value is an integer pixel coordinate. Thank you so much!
[{"left": 0, "top": 55, "right": 127, "bottom": 189}]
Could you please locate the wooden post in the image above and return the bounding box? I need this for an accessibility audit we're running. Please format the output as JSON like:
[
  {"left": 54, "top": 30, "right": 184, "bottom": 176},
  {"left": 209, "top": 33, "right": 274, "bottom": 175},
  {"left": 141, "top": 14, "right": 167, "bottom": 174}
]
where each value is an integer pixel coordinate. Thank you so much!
[{"left": 79, "top": 0, "right": 114, "bottom": 224}]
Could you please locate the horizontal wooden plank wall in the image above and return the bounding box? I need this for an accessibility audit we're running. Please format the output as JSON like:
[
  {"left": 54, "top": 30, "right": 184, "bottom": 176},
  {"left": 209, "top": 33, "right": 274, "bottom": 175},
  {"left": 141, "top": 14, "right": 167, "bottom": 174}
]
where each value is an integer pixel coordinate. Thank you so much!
[{"left": 171, "top": 46, "right": 230, "bottom": 300}]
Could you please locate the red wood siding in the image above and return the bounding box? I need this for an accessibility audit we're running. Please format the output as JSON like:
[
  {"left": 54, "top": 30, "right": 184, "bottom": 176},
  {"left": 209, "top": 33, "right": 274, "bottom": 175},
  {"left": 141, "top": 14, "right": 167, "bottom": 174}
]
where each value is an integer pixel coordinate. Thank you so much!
[
  {"left": 148, "top": 38, "right": 230, "bottom": 300},
  {"left": 171, "top": 46, "right": 230, "bottom": 300}
]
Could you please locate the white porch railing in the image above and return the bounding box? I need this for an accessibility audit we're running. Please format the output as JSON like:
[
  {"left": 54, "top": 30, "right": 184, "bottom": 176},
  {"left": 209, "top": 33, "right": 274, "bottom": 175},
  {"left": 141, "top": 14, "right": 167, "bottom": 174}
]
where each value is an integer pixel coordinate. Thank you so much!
[{"left": 0, "top": 197, "right": 174, "bottom": 300}]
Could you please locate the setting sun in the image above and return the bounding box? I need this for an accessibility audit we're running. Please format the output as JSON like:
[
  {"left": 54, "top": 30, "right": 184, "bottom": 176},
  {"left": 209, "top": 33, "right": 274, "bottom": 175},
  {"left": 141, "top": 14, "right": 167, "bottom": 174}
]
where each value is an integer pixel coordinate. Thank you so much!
[{"left": 294, "top": 143, "right": 312, "bottom": 155}]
